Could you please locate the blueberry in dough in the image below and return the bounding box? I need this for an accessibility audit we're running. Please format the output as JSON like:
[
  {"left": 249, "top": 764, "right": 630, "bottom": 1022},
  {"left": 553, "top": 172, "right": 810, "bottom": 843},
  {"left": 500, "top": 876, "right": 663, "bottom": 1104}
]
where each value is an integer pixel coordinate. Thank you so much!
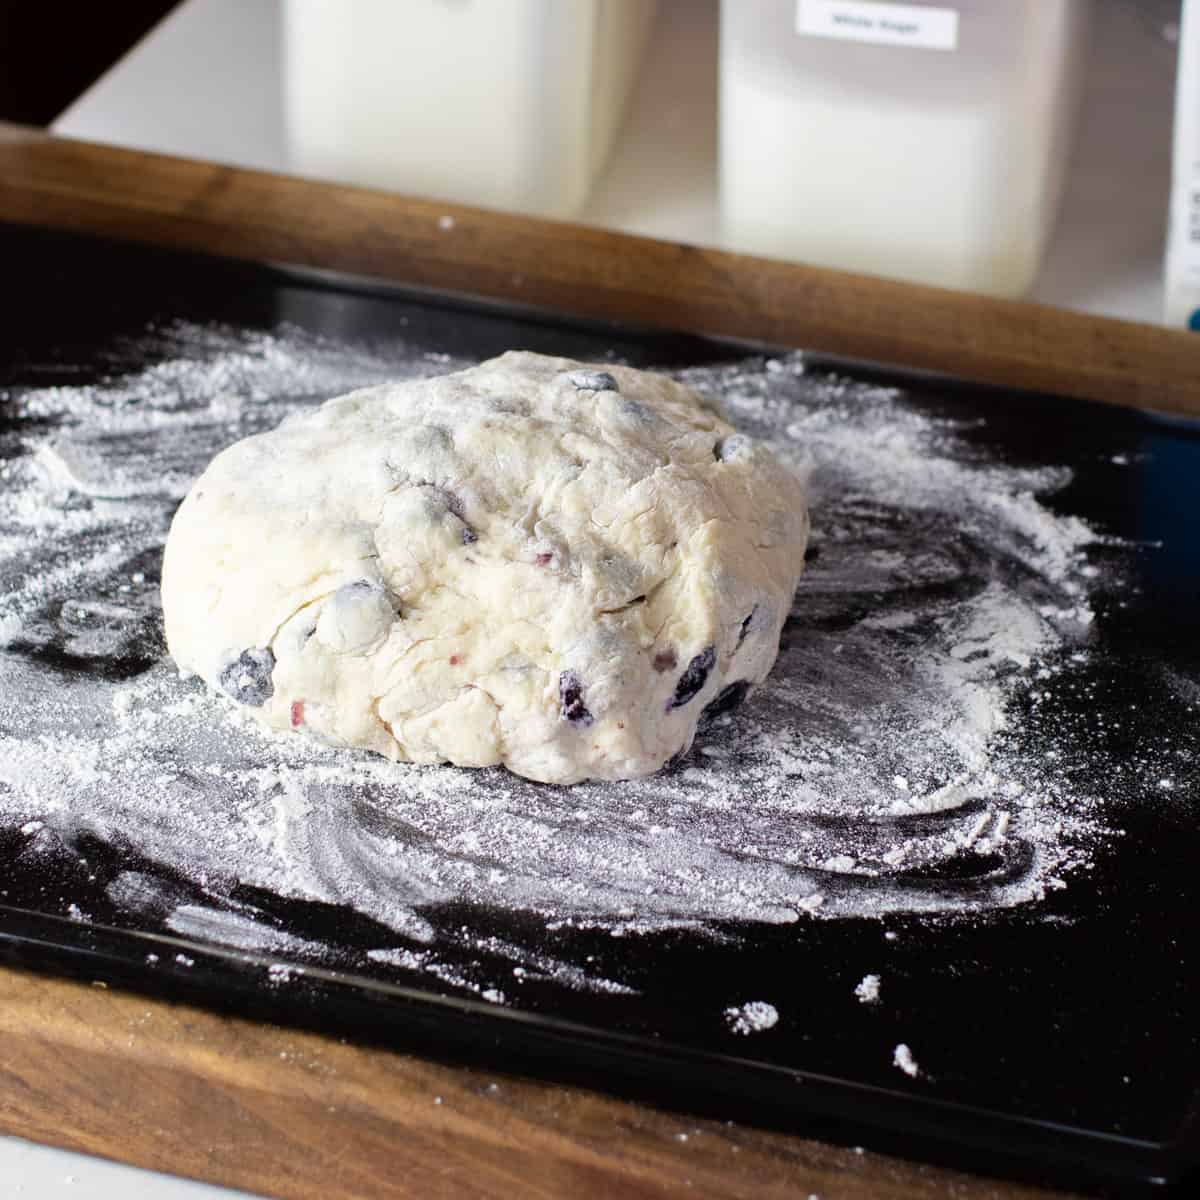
[
  {"left": 316, "top": 580, "right": 396, "bottom": 654},
  {"left": 737, "top": 605, "right": 759, "bottom": 648},
  {"left": 558, "top": 670, "right": 594, "bottom": 727},
  {"left": 715, "top": 435, "right": 750, "bottom": 462},
  {"left": 218, "top": 647, "right": 275, "bottom": 707},
  {"left": 566, "top": 369, "right": 619, "bottom": 393},
  {"left": 417, "top": 483, "right": 477, "bottom": 543}
]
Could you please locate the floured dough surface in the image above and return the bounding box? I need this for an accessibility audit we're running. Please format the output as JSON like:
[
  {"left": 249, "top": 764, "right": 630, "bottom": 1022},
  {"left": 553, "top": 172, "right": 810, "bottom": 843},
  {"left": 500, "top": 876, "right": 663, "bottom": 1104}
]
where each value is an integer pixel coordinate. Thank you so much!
[{"left": 161, "top": 351, "right": 808, "bottom": 784}]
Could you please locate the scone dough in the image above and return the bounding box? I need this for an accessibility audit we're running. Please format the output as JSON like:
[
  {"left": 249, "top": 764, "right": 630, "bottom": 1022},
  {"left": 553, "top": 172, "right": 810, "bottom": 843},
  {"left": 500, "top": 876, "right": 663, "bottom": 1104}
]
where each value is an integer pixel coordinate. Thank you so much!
[{"left": 161, "top": 351, "right": 809, "bottom": 784}]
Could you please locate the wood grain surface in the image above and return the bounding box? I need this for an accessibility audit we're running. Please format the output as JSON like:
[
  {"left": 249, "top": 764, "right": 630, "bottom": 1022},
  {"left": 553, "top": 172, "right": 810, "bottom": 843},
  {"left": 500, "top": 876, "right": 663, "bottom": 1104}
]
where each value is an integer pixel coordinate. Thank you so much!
[
  {"left": 0, "top": 967, "right": 1079, "bottom": 1200},
  {"left": 1, "top": 121, "right": 1199, "bottom": 416},
  {"left": 0, "top": 122, "right": 1152, "bottom": 1198}
]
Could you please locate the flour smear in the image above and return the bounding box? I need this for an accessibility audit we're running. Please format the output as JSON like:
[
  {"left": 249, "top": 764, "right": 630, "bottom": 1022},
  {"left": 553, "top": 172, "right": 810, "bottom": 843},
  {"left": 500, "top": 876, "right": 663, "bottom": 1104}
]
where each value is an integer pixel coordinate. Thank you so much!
[{"left": 0, "top": 323, "right": 1134, "bottom": 992}]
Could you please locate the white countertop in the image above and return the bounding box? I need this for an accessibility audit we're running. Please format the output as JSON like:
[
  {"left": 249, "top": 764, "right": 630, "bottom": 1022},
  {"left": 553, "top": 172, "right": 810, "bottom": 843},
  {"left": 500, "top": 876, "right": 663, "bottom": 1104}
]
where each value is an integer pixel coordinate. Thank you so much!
[{"left": 6, "top": 1, "right": 1184, "bottom": 1196}]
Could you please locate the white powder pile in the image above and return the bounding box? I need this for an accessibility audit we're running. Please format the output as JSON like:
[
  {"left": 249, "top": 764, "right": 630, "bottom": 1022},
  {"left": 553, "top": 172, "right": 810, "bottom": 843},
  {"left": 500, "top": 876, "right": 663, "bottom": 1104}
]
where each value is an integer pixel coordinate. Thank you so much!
[
  {"left": 724, "top": 1001, "right": 780, "bottom": 1035},
  {"left": 0, "top": 323, "right": 1144, "bottom": 995},
  {"left": 854, "top": 974, "right": 881, "bottom": 1005}
]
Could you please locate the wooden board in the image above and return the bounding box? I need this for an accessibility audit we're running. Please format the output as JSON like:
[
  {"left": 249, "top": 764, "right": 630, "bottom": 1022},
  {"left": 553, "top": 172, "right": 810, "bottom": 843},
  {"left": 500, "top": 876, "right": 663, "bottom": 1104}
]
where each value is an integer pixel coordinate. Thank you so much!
[{"left": 0, "top": 122, "right": 1175, "bottom": 1199}]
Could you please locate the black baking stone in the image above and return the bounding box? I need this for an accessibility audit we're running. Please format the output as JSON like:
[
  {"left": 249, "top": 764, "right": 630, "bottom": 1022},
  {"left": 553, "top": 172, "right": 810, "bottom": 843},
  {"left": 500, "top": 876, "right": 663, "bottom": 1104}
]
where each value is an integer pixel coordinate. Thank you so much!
[{"left": 0, "top": 221, "right": 1197, "bottom": 1197}]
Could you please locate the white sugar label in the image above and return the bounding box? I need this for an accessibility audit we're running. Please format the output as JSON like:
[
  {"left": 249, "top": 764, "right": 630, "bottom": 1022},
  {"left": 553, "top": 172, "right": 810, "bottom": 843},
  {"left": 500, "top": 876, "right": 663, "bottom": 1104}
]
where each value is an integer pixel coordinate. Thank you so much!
[{"left": 796, "top": 1, "right": 959, "bottom": 51}]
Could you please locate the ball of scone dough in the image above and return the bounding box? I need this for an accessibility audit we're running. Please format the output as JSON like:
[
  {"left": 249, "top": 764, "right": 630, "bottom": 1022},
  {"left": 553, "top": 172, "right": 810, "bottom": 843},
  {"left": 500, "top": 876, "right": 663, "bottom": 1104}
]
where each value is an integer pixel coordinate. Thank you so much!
[{"left": 161, "top": 351, "right": 809, "bottom": 784}]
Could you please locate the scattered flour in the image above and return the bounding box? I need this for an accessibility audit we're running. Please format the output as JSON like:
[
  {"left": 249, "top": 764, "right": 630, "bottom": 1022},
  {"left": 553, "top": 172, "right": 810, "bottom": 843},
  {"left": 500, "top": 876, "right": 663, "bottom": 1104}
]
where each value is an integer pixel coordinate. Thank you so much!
[
  {"left": 366, "top": 947, "right": 508, "bottom": 1004},
  {"left": 725, "top": 1001, "right": 780, "bottom": 1035},
  {"left": 0, "top": 322, "right": 1142, "bottom": 995},
  {"left": 164, "top": 903, "right": 327, "bottom": 957},
  {"left": 893, "top": 1043, "right": 920, "bottom": 1078}
]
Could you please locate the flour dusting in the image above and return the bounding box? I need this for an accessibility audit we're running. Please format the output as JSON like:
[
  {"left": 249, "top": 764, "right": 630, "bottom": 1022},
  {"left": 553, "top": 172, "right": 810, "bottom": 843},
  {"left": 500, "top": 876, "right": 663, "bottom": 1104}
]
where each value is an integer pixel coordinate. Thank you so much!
[
  {"left": 725, "top": 1001, "right": 780, "bottom": 1035},
  {"left": 0, "top": 324, "right": 1140, "bottom": 996}
]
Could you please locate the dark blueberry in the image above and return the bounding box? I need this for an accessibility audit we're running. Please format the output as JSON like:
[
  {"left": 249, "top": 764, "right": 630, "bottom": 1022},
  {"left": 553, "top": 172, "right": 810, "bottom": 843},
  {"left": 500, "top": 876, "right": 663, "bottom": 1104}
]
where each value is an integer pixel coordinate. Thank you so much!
[
  {"left": 416, "top": 482, "right": 476, "bottom": 544},
  {"left": 737, "top": 605, "right": 759, "bottom": 648},
  {"left": 566, "top": 370, "right": 619, "bottom": 393},
  {"left": 714, "top": 435, "right": 750, "bottom": 462},
  {"left": 668, "top": 645, "right": 715, "bottom": 710},
  {"left": 558, "top": 670, "right": 594, "bottom": 727},
  {"left": 329, "top": 578, "right": 395, "bottom": 616},
  {"left": 701, "top": 680, "right": 750, "bottom": 723},
  {"left": 218, "top": 646, "right": 275, "bottom": 707}
]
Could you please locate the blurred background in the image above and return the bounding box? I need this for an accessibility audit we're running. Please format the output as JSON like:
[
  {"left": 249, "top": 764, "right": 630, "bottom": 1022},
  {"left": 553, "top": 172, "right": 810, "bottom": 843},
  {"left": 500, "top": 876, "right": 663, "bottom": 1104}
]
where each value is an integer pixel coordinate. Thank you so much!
[{"left": 0, "top": 0, "right": 1193, "bottom": 325}]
